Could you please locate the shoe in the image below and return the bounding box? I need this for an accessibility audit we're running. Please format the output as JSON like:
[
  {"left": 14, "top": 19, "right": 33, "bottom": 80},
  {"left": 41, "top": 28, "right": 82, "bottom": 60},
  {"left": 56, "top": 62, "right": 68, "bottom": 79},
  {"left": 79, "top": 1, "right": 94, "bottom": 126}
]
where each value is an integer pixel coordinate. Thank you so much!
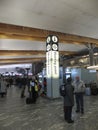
[
  {"left": 64, "top": 116, "right": 68, "bottom": 121},
  {"left": 21, "top": 95, "right": 25, "bottom": 98},
  {"left": 65, "top": 118, "right": 68, "bottom": 121},
  {"left": 81, "top": 111, "right": 84, "bottom": 114},
  {"left": 76, "top": 110, "right": 80, "bottom": 113},
  {"left": 67, "top": 120, "right": 74, "bottom": 123}
]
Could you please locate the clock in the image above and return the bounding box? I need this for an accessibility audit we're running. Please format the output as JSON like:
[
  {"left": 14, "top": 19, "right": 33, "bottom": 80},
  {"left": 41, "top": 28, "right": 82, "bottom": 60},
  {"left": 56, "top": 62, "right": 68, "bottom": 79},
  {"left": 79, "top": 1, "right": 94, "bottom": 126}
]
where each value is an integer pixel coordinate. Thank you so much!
[
  {"left": 52, "top": 36, "right": 58, "bottom": 43},
  {"left": 46, "top": 44, "right": 51, "bottom": 51},
  {"left": 52, "top": 44, "right": 58, "bottom": 51},
  {"left": 47, "top": 36, "right": 51, "bottom": 43}
]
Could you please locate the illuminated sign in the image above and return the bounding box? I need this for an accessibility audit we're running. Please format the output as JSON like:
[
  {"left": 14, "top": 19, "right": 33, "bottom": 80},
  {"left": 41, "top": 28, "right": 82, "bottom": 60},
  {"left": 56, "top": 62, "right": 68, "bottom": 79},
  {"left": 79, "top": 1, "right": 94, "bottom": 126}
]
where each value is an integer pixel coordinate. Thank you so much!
[
  {"left": 46, "top": 51, "right": 52, "bottom": 78},
  {"left": 51, "top": 51, "right": 59, "bottom": 78}
]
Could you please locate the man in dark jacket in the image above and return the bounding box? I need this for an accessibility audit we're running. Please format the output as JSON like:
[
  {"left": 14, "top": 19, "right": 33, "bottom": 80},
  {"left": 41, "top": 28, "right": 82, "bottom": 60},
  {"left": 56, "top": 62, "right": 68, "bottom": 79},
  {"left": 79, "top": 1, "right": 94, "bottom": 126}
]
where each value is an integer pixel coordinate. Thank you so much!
[{"left": 64, "top": 77, "right": 74, "bottom": 123}]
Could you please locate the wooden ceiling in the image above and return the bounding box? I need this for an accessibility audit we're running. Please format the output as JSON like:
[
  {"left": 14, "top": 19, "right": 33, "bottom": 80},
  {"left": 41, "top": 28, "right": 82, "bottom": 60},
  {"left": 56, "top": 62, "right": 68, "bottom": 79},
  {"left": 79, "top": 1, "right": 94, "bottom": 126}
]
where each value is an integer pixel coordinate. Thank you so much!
[
  {"left": 0, "top": 23, "right": 98, "bottom": 65},
  {"left": 1, "top": 23, "right": 98, "bottom": 45}
]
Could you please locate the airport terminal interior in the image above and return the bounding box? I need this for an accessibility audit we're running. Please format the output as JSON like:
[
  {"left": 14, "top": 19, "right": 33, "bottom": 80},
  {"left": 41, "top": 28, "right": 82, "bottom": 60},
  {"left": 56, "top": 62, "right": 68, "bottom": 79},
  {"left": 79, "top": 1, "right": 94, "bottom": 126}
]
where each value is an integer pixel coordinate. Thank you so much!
[{"left": 1, "top": 0, "right": 98, "bottom": 130}]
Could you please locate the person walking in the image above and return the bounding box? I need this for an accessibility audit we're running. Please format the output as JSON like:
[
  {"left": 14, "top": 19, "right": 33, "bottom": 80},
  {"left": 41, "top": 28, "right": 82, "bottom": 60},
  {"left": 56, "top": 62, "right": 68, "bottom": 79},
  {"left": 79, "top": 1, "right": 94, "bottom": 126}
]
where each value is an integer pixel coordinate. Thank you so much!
[
  {"left": 72, "top": 76, "right": 85, "bottom": 114},
  {"left": 63, "top": 77, "right": 74, "bottom": 123},
  {"left": 21, "top": 76, "right": 27, "bottom": 98},
  {"left": 0, "top": 76, "right": 7, "bottom": 97},
  {"left": 29, "top": 77, "right": 37, "bottom": 103}
]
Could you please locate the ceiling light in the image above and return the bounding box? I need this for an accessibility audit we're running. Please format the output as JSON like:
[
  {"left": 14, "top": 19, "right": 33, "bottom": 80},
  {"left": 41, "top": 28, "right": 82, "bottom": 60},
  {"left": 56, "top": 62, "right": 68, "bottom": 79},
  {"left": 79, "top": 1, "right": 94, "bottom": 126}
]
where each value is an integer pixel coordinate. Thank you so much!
[
  {"left": 79, "top": 59, "right": 84, "bottom": 63},
  {"left": 94, "top": 53, "right": 98, "bottom": 56},
  {"left": 70, "top": 60, "right": 75, "bottom": 65},
  {"left": 87, "top": 65, "right": 98, "bottom": 70}
]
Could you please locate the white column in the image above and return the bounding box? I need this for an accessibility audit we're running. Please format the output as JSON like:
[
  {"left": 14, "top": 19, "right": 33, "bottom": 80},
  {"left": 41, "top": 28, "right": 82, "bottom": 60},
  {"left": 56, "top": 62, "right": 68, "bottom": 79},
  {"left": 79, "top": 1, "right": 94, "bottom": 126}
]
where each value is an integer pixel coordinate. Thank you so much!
[{"left": 46, "top": 35, "right": 60, "bottom": 98}]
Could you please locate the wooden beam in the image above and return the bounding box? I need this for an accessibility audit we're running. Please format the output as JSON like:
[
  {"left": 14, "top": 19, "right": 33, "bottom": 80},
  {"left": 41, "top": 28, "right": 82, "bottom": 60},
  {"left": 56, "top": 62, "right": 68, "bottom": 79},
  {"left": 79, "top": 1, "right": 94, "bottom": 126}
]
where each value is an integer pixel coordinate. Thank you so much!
[
  {"left": 0, "top": 61, "right": 43, "bottom": 65},
  {"left": 0, "top": 50, "right": 76, "bottom": 56},
  {"left": 0, "top": 62, "right": 32, "bottom": 65},
  {"left": 0, "top": 33, "right": 46, "bottom": 42},
  {"left": 0, "top": 57, "right": 45, "bottom": 62},
  {"left": 0, "top": 23, "right": 98, "bottom": 45},
  {"left": 0, "top": 50, "right": 76, "bottom": 64},
  {"left": 0, "top": 50, "right": 45, "bottom": 56},
  {"left": 0, "top": 33, "right": 85, "bottom": 45},
  {"left": 0, "top": 57, "right": 45, "bottom": 64}
]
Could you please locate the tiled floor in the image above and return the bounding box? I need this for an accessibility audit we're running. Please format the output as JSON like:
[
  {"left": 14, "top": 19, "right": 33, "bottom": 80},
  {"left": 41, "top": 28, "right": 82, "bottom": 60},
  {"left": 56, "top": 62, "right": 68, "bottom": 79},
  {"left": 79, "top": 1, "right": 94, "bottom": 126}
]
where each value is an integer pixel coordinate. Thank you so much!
[{"left": 0, "top": 86, "right": 98, "bottom": 130}]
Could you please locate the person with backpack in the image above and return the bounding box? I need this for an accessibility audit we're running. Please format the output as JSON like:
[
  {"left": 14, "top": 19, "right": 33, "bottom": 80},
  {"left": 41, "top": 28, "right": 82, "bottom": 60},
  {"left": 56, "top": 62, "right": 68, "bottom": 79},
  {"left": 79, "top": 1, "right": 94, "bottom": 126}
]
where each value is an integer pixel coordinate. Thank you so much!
[
  {"left": 62, "top": 77, "right": 74, "bottom": 123},
  {"left": 26, "top": 76, "right": 37, "bottom": 104}
]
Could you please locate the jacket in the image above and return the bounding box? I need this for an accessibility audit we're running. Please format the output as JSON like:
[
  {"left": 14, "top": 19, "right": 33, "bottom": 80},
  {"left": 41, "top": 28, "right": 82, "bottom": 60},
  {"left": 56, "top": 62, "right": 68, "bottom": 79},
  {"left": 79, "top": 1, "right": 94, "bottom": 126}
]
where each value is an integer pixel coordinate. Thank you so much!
[
  {"left": 64, "top": 83, "right": 74, "bottom": 106},
  {"left": 72, "top": 80, "right": 85, "bottom": 93},
  {"left": 0, "top": 79, "right": 7, "bottom": 93}
]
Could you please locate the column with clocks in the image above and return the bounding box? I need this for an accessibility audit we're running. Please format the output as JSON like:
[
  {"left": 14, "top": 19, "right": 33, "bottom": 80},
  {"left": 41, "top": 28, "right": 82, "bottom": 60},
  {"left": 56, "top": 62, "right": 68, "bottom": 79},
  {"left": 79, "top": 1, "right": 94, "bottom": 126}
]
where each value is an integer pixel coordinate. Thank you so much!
[{"left": 46, "top": 35, "right": 60, "bottom": 98}]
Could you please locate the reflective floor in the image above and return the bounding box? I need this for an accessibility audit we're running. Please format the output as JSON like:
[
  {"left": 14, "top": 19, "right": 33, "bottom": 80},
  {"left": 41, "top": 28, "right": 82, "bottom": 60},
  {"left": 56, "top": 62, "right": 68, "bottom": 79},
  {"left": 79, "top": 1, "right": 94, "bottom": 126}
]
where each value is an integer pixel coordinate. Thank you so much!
[{"left": 0, "top": 86, "right": 98, "bottom": 130}]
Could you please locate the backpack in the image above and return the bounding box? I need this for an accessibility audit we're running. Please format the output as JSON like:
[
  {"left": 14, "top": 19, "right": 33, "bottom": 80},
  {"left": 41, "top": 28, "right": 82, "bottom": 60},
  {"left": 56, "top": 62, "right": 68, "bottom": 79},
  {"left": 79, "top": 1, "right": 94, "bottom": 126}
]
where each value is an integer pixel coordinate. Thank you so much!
[{"left": 59, "top": 84, "right": 66, "bottom": 97}]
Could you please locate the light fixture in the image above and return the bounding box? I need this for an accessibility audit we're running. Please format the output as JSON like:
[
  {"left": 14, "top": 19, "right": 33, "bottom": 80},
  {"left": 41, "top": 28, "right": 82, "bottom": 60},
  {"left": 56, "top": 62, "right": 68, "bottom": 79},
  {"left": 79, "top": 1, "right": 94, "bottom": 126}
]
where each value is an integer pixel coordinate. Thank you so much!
[
  {"left": 70, "top": 60, "right": 75, "bottom": 65},
  {"left": 79, "top": 59, "right": 84, "bottom": 63},
  {"left": 87, "top": 65, "right": 98, "bottom": 70},
  {"left": 94, "top": 53, "right": 98, "bottom": 56}
]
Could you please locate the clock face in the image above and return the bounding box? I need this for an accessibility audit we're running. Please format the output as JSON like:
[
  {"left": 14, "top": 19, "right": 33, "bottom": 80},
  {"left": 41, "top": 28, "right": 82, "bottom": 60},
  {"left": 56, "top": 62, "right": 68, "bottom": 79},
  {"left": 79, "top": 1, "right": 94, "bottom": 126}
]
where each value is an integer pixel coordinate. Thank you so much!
[
  {"left": 52, "top": 44, "right": 58, "bottom": 51},
  {"left": 52, "top": 36, "right": 58, "bottom": 43},
  {"left": 47, "top": 36, "right": 51, "bottom": 43},
  {"left": 47, "top": 44, "right": 51, "bottom": 51}
]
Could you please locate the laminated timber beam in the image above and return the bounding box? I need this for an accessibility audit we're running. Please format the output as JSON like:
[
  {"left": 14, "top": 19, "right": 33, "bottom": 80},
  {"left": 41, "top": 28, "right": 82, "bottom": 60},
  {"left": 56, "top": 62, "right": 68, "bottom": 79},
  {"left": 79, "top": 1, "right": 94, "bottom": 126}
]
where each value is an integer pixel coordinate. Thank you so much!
[
  {"left": 0, "top": 50, "right": 76, "bottom": 56},
  {"left": 0, "top": 23, "right": 98, "bottom": 45},
  {"left": 0, "top": 50, "right": 45, "bottom": 56},
  {"left": 0, "top": 57, "right": 45, "bottom": 64}
]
